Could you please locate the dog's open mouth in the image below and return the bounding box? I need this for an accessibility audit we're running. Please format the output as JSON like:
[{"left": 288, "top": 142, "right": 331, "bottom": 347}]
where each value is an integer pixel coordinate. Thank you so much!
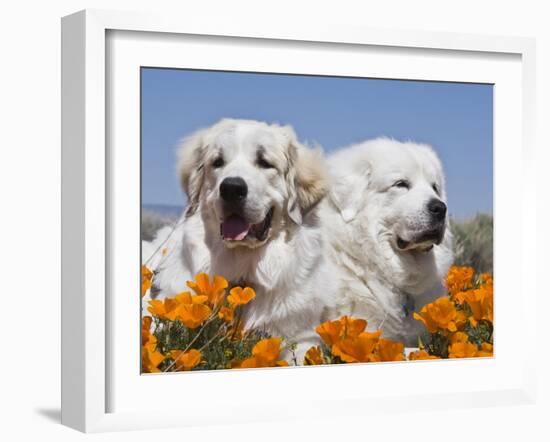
[
  {"left": 396, "top": 227, "right": 444, "bottom": 252},
  {"left": 220, "top": 207, "right": 274, "bottom": 242}
]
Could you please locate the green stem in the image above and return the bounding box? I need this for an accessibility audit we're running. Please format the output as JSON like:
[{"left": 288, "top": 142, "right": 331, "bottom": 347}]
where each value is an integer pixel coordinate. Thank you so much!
[{"left": 163, "top": 306, "right": 221, "bottom": 372}]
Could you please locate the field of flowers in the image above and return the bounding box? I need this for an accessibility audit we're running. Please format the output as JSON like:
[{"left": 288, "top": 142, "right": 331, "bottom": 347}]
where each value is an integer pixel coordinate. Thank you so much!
[{"left": 141, "top": 265, "right": 493, "bottom": 373}]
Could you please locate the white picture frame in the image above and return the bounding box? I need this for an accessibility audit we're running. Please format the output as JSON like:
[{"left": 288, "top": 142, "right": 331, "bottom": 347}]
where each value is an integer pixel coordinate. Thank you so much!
[{"left": 61, "top": 9, "right": 537, "bottom": 433}]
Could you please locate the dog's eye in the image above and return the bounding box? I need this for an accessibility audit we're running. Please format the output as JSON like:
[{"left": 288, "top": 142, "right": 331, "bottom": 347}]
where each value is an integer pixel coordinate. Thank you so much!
[
  {"left": 393, "top": 180, "right": 410, "bottom": 189},
  {"left": 257, "top": 157, "right": 275, "bottom": 169},
  {"left": 212, "top": 157, "right": 225, "bottom": 169},
  {"left": 432, "top": 183, "right": 439, "bottom": 194}
]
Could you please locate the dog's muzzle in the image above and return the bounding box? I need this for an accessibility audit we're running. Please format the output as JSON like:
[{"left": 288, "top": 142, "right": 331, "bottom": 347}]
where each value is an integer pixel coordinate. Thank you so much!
[
  {"left": 217, "top": 176, "right": 275, "bottom": 244},
  {"left": 220, "top": 207, "right": 274, "bottom": 243},
  {"left": 396, "top": 224, "right": 446, "bottom": 252}
]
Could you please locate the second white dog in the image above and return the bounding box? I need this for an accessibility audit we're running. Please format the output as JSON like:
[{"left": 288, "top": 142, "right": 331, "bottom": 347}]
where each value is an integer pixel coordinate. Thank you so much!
[{"left": 320, "top": 138, "right": 454, "bottom": 345}]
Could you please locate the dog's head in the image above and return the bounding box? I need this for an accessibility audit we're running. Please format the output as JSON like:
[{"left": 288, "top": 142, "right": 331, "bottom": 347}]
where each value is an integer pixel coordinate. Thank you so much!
[
  {"left": 329, "top": 138, "right": 453, "bottom": 291},
  {"left": 178, "top": 119, "right": 327, "bottom": 249}
]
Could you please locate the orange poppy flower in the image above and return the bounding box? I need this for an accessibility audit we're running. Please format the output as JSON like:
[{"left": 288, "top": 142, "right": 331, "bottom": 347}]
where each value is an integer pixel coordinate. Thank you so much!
[
  {"left": 449, "top": 331, "right": 470, "bottom": 344},
  {"left": 316, "top": 316, "right": 367, "bottom": 346},
  {"left": 408, "top": 350, "right": 440, "bottom": 360},
  {"left": 147, "top": 298, "right": 180, "bottom": 321},
  {"left": 251, "top": 337, "right": 286, "bottom": 365},
  {"left": 162, "top": 297, "right": 184, "bottom": 321},
  {"left": 448, "top": 341, "right": 478, "bottom": 358},
  {"left": 240, "top": 337, "right": 288, "bottom": 368},
  {"left": 479, "top": 272, "right": 493, "bottom": 287},
  {"left": 142, "top": 341, "right": 165, "bottom": 373},
  {"left": 477, "top": 342, "right": 494, "bottom": 357},
  {"left": 374, "top": 339, "right": 405, "bottom": 362},
  {"left": 187, "top": 273, "right": 228, "bottom": 306},
  {"left": 446, "top": 266, "right": 474, "bottom": 297},
  {"left": 413, "top": 296, "right": 459, "bottom": 333},
  {"left": 147, "top": 299, "right": 169, "bottom": 319},
  {"left": 218, "top": 306, "right": 235, "bottom": 322},
  {"left": 174, "top": 291, "right": 209, "bottom": 305},
  {"left": 304, "top": 346, "right": 324, "bottom": 365},
  {"left": 340, "top": 316, "right": 368, "bottom": 338},
  {"left": 316, "top": 319, "right": 344, "bottom": 346},
  {"left": 332, "top": 331, "right": 381, "bottom": 363},
  {"left": 141, "top": 265, "right": 153, "bottom": 297},
  {"left": 175, "top": 303, "right": 212, "bottom": 329},
  {"left": 141, "top": 316, "right": 153, "bottom": 346},
  {"left": 147, "top": 292, "right": 210, "bottom": 322},
  {"left": 227, "top": 287, "right": 256, "bottom": 306},
  {"left": 462, "top": 287, "right": 493, "bottom": 326},
  {"left": 453, "top": 291, "right": 469, "bottom": 305},
  {"left": 454, "top": 309, "right": 468, "bottom": 330},
  {"left": 170, "top": 349, "right": 202, "bottom": 371}
]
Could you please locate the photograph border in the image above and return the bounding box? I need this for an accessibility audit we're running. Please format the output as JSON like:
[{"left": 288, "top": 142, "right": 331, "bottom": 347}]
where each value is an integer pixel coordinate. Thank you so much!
[{"left": 61, "top": 9, "right": 537, "bottom": 432}]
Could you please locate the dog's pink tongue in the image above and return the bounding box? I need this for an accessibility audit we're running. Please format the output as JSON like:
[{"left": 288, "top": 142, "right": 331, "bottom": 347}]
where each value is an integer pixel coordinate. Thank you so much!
[{"left": 222, "top": 215, "right": 250, "bottom": 241}]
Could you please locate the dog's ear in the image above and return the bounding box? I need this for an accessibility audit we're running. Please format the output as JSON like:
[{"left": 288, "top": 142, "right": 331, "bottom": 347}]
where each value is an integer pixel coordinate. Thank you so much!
[
  {"left": 177, "top": 130, "right": 206, "bottom": 216},
  {"left": 329, "top": 163, "right": 370, "bottom": 223},
  {"left": 284, "top": 128, "right": 328, "bottom": 225}
]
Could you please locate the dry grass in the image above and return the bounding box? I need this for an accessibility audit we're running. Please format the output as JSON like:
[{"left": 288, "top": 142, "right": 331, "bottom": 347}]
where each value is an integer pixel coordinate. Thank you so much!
[
  {"left": 141, "top": 210, "right": 176, "bottom": 241},
  {"left": 451, "top": 213, "right": 493, "bottom": 273}
]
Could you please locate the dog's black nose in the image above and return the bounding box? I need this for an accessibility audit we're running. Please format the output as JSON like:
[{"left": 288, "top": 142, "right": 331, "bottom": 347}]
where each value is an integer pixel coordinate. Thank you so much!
[
  {"left": 220, "top": 177, "right": 248, "bottom": 203},
  {"left": 427, "top": 198, "right": 447, "bottom": 221}
]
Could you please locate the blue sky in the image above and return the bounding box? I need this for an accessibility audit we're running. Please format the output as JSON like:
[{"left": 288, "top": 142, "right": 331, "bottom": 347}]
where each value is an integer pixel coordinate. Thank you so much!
[{"left": 142, "top": 68, "right": 493, "bottom": 219}]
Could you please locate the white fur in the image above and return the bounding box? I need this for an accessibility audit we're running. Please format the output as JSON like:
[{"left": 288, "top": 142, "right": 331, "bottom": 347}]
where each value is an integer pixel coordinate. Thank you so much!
[
  {"left": 320, "top": 138, "right": 454, "bottom": 346},
  {"left": 144, "top": 119, "right": 335, "bottom": 362}
]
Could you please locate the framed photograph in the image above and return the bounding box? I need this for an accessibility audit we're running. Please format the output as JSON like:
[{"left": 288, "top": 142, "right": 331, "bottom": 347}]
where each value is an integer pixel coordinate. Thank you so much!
[{"left": 61, "top": 9, "right": 537, "bottom": 432}]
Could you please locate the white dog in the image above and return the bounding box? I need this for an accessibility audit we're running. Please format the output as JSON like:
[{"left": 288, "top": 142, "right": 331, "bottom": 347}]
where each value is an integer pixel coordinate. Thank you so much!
[
  {"left": 144, "top": 119, "right": 335, "bottom": 361},
  {"left": 320, "top": 138, "right": 454, "bottom": 346}
]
